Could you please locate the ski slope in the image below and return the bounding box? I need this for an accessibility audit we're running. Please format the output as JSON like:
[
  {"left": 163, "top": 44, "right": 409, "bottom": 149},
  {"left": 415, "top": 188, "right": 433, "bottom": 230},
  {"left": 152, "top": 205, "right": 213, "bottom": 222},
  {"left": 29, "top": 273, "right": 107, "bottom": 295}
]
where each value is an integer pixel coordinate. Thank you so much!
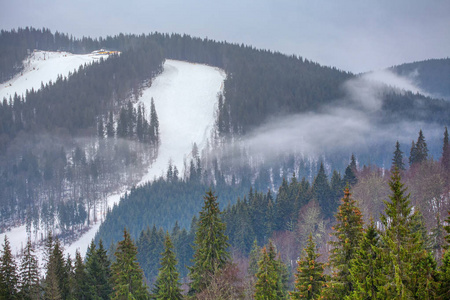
[
  {"left": 138, "top": 59, "right": 225, "bottom": 182},
  {"left": 0, "top": 55, "right": 225, "bottom": 263},
  {"left": 0, "top": 50, "right": 109, "bottom": 101}
]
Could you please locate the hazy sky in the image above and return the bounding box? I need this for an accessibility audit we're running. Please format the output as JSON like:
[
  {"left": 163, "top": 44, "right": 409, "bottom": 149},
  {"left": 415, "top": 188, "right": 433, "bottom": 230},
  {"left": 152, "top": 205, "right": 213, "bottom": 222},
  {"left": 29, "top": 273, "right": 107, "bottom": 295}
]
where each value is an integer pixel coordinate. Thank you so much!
[{"left": 1, "top": 0, "right": 449, "bottom": 73}]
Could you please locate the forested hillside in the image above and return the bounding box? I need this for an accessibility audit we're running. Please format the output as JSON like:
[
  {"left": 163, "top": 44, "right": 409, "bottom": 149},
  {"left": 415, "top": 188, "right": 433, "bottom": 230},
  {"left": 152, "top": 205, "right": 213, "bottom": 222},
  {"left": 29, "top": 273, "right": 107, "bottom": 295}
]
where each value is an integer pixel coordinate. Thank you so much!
[{"left": 390, "top": 58, "right": 450, "bottom": 100}]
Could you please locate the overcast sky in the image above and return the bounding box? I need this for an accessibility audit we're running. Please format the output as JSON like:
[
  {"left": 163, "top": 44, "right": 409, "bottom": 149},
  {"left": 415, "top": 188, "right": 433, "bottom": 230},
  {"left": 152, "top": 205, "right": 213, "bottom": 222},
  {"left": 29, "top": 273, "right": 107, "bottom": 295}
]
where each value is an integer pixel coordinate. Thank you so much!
[{"left": 1, "top": 0, "right": 449, "bottom": 73}]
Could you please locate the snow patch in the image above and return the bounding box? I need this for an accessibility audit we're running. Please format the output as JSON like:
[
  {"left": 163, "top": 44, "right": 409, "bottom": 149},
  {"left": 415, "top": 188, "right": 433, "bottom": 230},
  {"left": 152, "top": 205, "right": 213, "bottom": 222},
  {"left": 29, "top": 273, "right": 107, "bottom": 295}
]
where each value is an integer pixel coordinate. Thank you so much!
[{"left": 0, "top": 50, "right": 109, "bottom": 101}]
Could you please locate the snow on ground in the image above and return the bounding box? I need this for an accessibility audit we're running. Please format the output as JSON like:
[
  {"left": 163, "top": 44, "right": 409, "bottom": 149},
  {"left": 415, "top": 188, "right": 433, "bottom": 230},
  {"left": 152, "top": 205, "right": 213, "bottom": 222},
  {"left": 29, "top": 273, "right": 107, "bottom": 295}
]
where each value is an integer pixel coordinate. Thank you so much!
[
  {"left": 0, "top": 58, "right": 225, "bottom": 263},
  {"left": 138, "top": 59, "right": 225, "bottom": 183},
  {"left": 0, "top": 50, "right": 109, "bottom": 101}
]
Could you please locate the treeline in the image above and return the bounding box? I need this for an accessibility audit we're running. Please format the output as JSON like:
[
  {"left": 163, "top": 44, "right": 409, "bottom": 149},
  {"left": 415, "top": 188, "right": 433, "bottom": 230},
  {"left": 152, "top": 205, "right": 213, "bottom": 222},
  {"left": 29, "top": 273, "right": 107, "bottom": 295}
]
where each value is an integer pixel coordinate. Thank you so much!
[
  {"left": 0, "top": 29, "right": 164, "bottom": 232},
  {"left": 2, "top": 168, "right": 449, "bottom": 299},
  {"left": 391, "top": 58, "right": 450, "bottom": 100}
]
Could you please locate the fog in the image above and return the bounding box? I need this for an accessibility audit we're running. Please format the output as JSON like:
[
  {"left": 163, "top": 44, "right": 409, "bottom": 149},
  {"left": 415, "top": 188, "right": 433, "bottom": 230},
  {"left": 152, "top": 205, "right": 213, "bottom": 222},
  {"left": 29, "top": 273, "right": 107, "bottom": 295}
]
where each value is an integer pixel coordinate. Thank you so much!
[{"left": 223, "top": 70, "right": 445, "bottom": 168}]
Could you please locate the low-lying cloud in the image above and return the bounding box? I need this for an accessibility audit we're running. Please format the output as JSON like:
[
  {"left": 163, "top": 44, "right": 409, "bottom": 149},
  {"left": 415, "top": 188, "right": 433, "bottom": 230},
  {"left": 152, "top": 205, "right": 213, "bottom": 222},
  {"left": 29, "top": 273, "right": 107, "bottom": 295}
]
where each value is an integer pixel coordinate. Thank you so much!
[{"left": 224, "top": 70, "right": 445, "bottom": 167}]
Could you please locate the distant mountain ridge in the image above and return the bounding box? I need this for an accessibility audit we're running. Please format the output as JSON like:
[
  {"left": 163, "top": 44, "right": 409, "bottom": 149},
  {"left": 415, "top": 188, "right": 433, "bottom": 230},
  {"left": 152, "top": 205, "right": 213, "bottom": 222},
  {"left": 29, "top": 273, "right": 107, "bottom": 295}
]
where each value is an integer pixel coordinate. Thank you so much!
[{"left": 390, "top": 58, "right": 450, "bottom": 100}]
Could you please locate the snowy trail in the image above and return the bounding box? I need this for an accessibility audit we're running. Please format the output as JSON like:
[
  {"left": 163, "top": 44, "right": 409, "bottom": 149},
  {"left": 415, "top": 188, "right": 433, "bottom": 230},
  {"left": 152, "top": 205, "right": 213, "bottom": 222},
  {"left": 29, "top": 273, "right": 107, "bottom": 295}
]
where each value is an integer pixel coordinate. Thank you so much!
[
  {"left": 138, "top": 59, "right": 225, "bottom": 182},
  {"left": 0, "top": 50, "right": 108, "bottom": 101},
  {"left": 0, "top": 57, "right": 225, "bottom": 262}
]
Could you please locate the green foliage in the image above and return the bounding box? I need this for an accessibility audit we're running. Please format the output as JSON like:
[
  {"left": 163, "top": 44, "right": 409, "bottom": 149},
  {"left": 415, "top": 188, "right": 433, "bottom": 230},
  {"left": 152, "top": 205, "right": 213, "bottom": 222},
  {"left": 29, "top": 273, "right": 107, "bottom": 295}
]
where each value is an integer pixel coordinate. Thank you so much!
[
  {"left": 85, "top": 240, "right": 113, "bottom": 299},
  {"left": 111, "top": 229, "right": 149, "bottom": 300},
  {"left": 347, "top": 219, "right": 382, "bottom": 300},
  {"left": 152, "top": 233, "right": 183, "bottom": 300},
  {"left": 0, "top": 235, "right": 19, "bottom": 299},
  {"left": 313, "top": 163, "right": 333, "bottom": 219},
  {"left": 290, "top": 234, "right": 325, "bottom": 300},
  {"left": 189, "top": 190, "right": 230, "bottom": 294},
  {"left": 322, "top": 188, "right": 364, "bottom": 299},
  {"left": 254, "top": 241, "right": 288, "bottom": 300},
  {"left": 378, "top": 169, "right": 437, "bottom": 299},
  {"left": 392, "top": 141, "right": 405, "bottom": 170},
  {"left": 19, "top": 238, "right": 41, "bottom": 300}
]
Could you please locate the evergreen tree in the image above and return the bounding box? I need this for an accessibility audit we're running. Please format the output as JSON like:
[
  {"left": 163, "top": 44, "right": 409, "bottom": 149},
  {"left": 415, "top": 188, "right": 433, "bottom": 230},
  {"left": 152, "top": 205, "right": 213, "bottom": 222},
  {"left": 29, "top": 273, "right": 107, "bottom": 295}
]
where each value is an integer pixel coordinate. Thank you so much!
[
  {"left": 73, "top": 251, "right": 88, "bottom": 300},
  {"left": 0, "top": 235, "right": 19, "bottom": 299},
  {"left": 19, "top": 238, "right": 41, "bottom": 300},
  {"left": 343, "top": 154, "right": 358, "bottom": 186},
  {"left": 409, "top": 140, "right": 417, "bottom": 166},
  {"left": 152, "top": 232, "right": 183, "bottom": 300},
  {"left": 189, "top": 189, "right": 230, "bottom": 294},
  {"left": 254, "top": 241, "right": 287, "bottom": 300},
  {"left": 85, "top": 240, "right": 112, "bottom": 299},
  {"left": 378, "top": 168, "right": 437, "bottom": 299},
  {"left": 321, "top": 188, "right": 364, "bottom": 299},
  {"left": 347, "top": 219, "right": 382, "bottom": 300},
  {"left": 149, "top": 98, "right": 159, "bottom": 144},
  {"left": 111, "top": 229, "right": 149, "bottom": 300},
  {"left": 415, "top": 129, "right": 429, "bottom": 164},
  {"left": 392, "top": 140, "right": 405, "bottom": 170},
  {"left": 290, "top": 233, "right": 325, "bottom": 300},
  {"left": 313, "top": 162, "right": 332, "bottom": 219},
  {"left": 248, "top": 239, "right": 261, "bottom": 277},
  {"left": 106, "top": 111, "right": 115, "bottom": 138}
]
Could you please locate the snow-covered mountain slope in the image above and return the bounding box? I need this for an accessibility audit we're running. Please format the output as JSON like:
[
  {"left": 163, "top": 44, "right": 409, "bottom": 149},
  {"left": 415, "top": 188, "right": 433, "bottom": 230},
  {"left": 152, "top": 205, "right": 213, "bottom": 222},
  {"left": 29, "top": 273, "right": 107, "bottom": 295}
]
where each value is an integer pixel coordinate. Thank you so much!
[
  {"left": 138, "top": 59, "right": 225, "bottom": 182},
  {"left": 0, "top": 50, "right": 109, "bottom": 101},
  {"left": 0, "top": 57, "right": 225, "bottom": 263}
]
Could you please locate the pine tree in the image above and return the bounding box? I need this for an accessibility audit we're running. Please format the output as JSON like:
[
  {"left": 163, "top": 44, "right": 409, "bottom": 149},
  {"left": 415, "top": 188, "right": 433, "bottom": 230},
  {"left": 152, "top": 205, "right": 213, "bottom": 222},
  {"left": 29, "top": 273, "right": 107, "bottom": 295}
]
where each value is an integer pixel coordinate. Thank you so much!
[
  {"left": 111, "top": 229, "right": 149, "bottom": 300},
  {"left": 321, "top": 188, "right": 364, "bottom": 299},
  {"left": 85, "top": 240, "right": 112, "bottom": 299},
  {"left": 19, "top": 238, "right": 41, "bottom": 300},
  {"left": 290, "top": 233, "right": 325, "bottom": 300},
  {"left": 378, "top": 168, "right": 437, "bottom": 299},
  {"left": 152, "top": 232, "right": 183, "bottom": 300},
  {"left": 392, "top": 140, "right": 405, "bottom": 170},
  {"left": 189, "top": 189, "right": 230, "bottom": 294},
  {"left": 73, "top": 251, "right": 88, "bottom": 300},
  {"left": 409, "top": 140, "right": 417, "bottom": 166},
  {"left": 415, "top": 129, "right": 429, "bottom": 164},
  {"left": 248, "top": 239, "right": 261, "bottom": 277},
  {"left": 347, "top": 219, "right": 382, "bottom": 300},
  {"left": 254, "top": 241, "right": 287, "bottom": 300},
  {"left": 343, "top": 154, "right": 358, "bottom": 186},
  {"left": 313, "top": 162, "right": 332, "bottom": 219},
  {"left": 0, "top": 235, "right": 19, "bottom": 299},
  {"left": 149, "top": 98, "right": 159, "bottom": 145}
]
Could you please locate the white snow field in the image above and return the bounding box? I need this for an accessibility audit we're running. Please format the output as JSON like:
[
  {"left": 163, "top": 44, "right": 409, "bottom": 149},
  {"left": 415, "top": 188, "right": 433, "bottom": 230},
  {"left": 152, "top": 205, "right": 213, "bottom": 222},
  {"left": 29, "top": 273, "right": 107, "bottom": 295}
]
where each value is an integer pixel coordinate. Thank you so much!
[
  {"left": 0, "top": 50, "right": 109, "bottom": 101},
  {"left": 138, "top": 59, "right": 225, "bottom": 182},
  {"left": 0, "top": 57, "right": 225, "bottom": 264}
]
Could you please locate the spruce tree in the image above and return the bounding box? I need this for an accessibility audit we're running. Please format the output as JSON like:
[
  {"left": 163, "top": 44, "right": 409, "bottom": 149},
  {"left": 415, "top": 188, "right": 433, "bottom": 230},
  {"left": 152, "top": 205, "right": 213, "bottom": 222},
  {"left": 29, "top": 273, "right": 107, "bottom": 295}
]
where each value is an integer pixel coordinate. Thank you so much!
[
  {"left": 313, "top": 162, "right": 332, "bottom": 219},
  {"left": 111, "top": 229, "right": 149, "bottom": 300},
  {"left": 415, "top": 129, "right": 429, "bottom": 164},
  {"left": 347, "top": 219, "right": 382, "bottom": 300},
  {"left": 85, "top": 240, "right": 112, "bottom": 299},
  {"left": 254, "top": 241, "right": 287, "bottom": 300},
  {"left": 378, "top": 168, "right": 437, "bottom": 299},
  {"left": 73, "top": 251, "right": 88, "bottom": 300},
  {"left": 19, "top": 238, "right": 41, "bottom": 300},
  {"left": 392, "top": 140, "right": 405, "bottom": 170},
  {"left": 442, "top": 127, "right": 450, "bottom": 183},
  {"left": 409, "top": 140, "right": 417, "bottom": 166},
  {"left": 290, "top": 233, "right": 325, "bottom": 300},
  {"left": 321, "top": 188, "right": 364, "bottom": 299},
  {"left": 189, "top": 189, "right": 230, "bottom": 294},
  {"left": 0, "top": 235, "right": 19, "bottom": 299},
  {"left": 248, "top": 239, "right": 261, "bottom": 277},
  {"left": 152, "top": 232, "right": 183, "bottom": 300},
  {"left": 343, "top": 154, "right": 358, "bottom": 187}
]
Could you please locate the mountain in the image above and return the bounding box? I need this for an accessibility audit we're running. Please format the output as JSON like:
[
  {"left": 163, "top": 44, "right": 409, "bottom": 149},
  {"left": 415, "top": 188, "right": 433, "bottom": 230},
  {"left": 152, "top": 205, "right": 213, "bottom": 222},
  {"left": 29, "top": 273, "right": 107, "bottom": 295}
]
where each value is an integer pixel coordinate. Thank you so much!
[{"left": 390, "top": 58, "right": 450, "bottom": 100}]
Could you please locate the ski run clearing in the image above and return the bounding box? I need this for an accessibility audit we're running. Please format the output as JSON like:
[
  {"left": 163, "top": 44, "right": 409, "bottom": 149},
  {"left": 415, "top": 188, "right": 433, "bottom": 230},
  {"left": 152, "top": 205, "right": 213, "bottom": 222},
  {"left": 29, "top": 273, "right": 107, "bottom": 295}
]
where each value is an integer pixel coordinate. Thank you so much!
[{"left": 0, "top": 52, "right": 226, "bottom": 267}]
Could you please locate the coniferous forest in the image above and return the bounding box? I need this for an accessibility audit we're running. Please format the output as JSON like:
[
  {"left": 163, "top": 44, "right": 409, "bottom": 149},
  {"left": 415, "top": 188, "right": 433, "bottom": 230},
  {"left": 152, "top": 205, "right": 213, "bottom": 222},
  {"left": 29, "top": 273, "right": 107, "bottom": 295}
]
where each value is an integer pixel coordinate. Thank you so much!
[{"left": 0, "top": 27, "right": 450, "bottom": 299}]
